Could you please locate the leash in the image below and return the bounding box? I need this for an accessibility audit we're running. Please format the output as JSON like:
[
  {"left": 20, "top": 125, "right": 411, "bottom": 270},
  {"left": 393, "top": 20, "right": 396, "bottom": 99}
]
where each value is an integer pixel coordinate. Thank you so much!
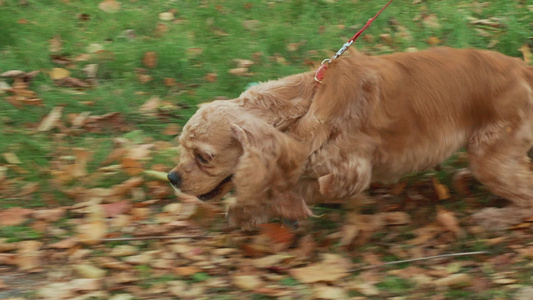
[{"left": 314, "top": 0, "right": 394, "bottom": 84}]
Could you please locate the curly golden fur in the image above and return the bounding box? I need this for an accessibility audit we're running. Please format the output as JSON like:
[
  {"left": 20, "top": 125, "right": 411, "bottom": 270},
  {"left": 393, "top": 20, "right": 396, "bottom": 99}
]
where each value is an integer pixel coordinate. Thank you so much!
[{"left": 169, "top": 47, "right": 533, "bottom": 229}]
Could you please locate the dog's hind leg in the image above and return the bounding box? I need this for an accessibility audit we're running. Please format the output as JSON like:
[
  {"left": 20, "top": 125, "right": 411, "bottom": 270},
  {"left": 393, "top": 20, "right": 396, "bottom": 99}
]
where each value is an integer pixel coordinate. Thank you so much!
[{"left": 468, "top": 117, "right": 533, "bottom": 229}]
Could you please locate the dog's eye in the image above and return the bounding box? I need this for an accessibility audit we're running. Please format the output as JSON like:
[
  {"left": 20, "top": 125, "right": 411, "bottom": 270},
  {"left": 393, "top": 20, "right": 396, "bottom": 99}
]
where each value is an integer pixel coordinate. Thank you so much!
[{"left": 195, "top": 152, "right": 209, "bottom": 164}]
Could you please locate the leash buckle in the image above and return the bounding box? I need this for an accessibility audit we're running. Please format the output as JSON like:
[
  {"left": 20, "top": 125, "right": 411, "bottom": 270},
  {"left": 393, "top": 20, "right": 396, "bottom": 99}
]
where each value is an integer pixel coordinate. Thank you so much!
[{"left": 314, "top": 59, "right": 331, "bottom": 84}]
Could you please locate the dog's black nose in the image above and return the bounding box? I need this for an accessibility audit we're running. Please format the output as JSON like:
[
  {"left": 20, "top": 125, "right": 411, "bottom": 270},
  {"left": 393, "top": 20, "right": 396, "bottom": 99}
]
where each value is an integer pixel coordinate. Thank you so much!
[{"left": 167, "top": 171, "right": 181, "bottom": 187}]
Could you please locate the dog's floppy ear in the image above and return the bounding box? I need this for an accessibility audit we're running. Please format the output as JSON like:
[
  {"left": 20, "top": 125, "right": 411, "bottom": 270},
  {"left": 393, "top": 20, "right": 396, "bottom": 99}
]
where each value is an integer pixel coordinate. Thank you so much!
[{"left": 229, "top": 118, "right": 312, "bottom": 226}]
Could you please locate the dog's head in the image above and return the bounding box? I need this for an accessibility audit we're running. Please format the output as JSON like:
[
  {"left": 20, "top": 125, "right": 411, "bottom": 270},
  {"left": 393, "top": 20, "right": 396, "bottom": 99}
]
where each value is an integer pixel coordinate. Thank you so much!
[
  {"left": 167, "top": 99, "right": 311, "bottom": 226},
  {"left": 167, "top": 100, "right": 242, "bottom": 201}
]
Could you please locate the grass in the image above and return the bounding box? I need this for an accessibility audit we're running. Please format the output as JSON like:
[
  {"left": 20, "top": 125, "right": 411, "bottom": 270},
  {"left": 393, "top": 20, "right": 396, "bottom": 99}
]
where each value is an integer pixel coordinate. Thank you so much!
[
  {"left": 0, "top": 2, "right": 532, "bottom": 297},
  {"left": 1, "top": 0, "right": 531, "bottom": 208}
]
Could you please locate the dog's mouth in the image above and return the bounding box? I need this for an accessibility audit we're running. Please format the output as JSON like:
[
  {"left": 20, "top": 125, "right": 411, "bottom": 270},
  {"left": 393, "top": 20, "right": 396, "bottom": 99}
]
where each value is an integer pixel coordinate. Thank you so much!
[{"left": 198, "top": 176, "right": 233, "bottom": 201}]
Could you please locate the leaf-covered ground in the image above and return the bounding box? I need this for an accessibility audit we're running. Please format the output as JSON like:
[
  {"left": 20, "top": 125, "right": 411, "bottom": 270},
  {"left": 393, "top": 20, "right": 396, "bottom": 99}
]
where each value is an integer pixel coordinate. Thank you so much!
[{"left": 1, "top": 0, "right": 532, "bottom": 299}]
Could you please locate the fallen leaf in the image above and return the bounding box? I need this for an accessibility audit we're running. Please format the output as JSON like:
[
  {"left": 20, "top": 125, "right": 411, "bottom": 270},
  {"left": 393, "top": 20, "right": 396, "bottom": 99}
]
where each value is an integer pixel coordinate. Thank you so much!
[
  {"left": 434, "top": 273, "right": 472, "bottom": 287},
  {"left": 519, "top": 44, "right": 532, "bottom": 64},
  {"left": 49, "top": 68, "right": 70, "bottom": 80},
  {"left": 432, "top": 177, "right": 451, "bottom": 200},
  {"left": 37, "top": 282, "right": 75, "bottom": 299},
  {"left": 139, "top": 96, "right": 160, "bottom": 115},
  {"left": 384, "top": 211, "right": 412, "bottom": 225},
  {"left": 436, "top": 206, "right": 464, "bottom": 238},
  {"left": 48, "top": 35, "right": 62, "bottom": 53},
  {"left": 312, "top": 285, "right": 348, "bottom": 299},
  {"left": 37, "top": 106, "right": 63, "bottom": 132},
  {"left": 101, "top": 200, "right": 131, "bottom": 218},
  {"left": 289, "top": 253, "right": 349, "bottom": 283},
  {"left": 109, "top": 245, "right": 138, "bottom": 257},
  {"left": 16, "top": 240, "right": 43, "bottom": 272},
  {"left": 233, "top": 59, "right": 254, "bottom": 68},
  {"left": 204, "top": 72, "right": 218, "bottom": 82},
  {"left": 55, "top": 77, "right": 90, "bottom": 88},
  {"left": 143, "top": 51, "right": 158, "bottom": 68},
  {"left": 427, "top": 36, "right": 441, "bottom": 46},
  {"left": 163, "top": 123, "right": 181, "bottom": 136},
  {"left": 232, "top": 274, "right": 264, "bottom": 290},
  {"left": 159, "top": 12, "right": 175, "bottom": 21},
  {"left": 77, "top": 220, "right": 107, "bottom": 245},
  {"left": 98, "top": 0, "right": 120, "bottom": 13},
  {"left": 258, "top": 223, "right": 295, "bottom": 244},
  {"left": 228, "top": 67, "right": 251, "bottom": 76},
  {"left": 0, "top": 207, "right": 34, "bottom": 226},
  {"left": 2, "top": 152, "right": 22, "bottom": 164},
  {"left": 1, "top": 70, "right": 26, "bottom": 77},
  {"left": 73, "top": 264, "right": 107, "bottom": 278},
  {"left": 33, "top": 208, "right": 66, "bottom": 222}
]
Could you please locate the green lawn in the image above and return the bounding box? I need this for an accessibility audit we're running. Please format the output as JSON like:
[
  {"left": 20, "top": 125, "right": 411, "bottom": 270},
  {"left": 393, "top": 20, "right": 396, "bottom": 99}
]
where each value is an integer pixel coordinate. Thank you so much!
[{"left": 0, "top": 1, "right": 532, "bottom": 298}]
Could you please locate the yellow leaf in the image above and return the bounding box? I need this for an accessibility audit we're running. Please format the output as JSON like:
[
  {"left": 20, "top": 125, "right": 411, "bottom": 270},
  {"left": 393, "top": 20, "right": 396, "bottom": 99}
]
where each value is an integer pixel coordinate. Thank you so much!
[
  {"left": 49, "top": 68, "right": 70, "bottom": 80},
  {"left": 519, "top": 44, "right": 532, "bottom": 64},
  {"left": 98, "top": 0, "right": 120, "bottom": 13},
  {"left": 432, "top": 177, "right": 451, "bottom": 200},
  {"left": 37, "top": 106, "right": 63, "bottom": 132}
]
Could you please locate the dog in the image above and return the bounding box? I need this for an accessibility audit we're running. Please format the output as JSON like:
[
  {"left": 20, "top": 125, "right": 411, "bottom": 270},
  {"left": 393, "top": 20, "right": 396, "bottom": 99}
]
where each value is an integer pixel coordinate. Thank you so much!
[{"left": 168, "top": 47, "right": 533, "bottom": 230}]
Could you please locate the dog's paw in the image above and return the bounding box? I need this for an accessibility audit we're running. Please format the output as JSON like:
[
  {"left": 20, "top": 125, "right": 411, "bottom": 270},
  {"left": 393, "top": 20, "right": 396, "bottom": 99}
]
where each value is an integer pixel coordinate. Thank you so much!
[
  {"left": 471, "top": 207, "right": 533, "bottom": 231},
  {"left": 226, "top": 204, "right": 270, "bottom": 231}
]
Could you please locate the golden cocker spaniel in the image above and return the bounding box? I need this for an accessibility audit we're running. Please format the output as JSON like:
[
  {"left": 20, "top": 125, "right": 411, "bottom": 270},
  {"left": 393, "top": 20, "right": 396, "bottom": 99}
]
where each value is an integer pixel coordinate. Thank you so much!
[{"left": 168, "top": 47, "right": 533, "bottom": 230}]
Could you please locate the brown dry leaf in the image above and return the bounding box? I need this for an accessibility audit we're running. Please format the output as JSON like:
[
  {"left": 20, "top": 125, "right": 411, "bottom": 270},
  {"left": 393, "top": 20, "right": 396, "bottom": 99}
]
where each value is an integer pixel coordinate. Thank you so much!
[
  {"left": 164, "top": 77, "right": 176, "bottom": 87},
  {"left": 163, "top": 123, "right": 181, "bottom": 136},
  {"left": 434, "top": 273, "right": 472, "bottom": 287},
  {"left": 37, "top": 106, "right": 63, "bottom": 132},
  {"left": 37, "top": 282, "right": 76, "bottom": 299},
  {"left": 98, "top": 0, "right": 120, "bottom": 13},
  {"left": 49, "top": 68, "right": 70, "bottom": 80},
  {"left": 72, "top": 148, "right": 91, "bottom": 177},
  {"left": 48, "top": 35, "right": 62, "bottom": 53},
  {"left": 77, "top": 220, "right": 107, "bottom": 245},
  {"left": 289, "top": 253, "right": 349, "bottom": 283},
  {"left": 242, "top": 20, "right": 260, "bottom": 30},
  {"left": 233, "top": 59, "right": 254, "bottom": 68},
  {"left": 340, "top": 224, "right": 360, "bottom": 246},
  {"left": 111, "top": 177, "right": 144, "bottom": 196},
  {"left": 204, "top": 72, "right": 218, "bottom": 82},
  {"left": 139, "top": 96, "right": 160, "bottom": 116},
  {"left": 379, "top": 33, "right": 394, "bottom": 45},
  {"left": 73, "top": 264, "right": 107, "bottom": 278},
  {"left": 432, "top": 177, "right": 451, "bottom": 200},
  {"left": 519, "top": 44, "right": 532, "bottom": 64},
  {"left": 159, "top": 11, "right": 175, "bottom": 21},
  {"left": 101, "top": 200, "right": 131, "bottom": 218},
  {"left": 33, "top": 207, "right": 66, "bottom": 222},
  {"left": 49, "top": 238, "right": 78, "bottom": 249},
  {"left": 0, "top": 207, "right": 34, "bottom": 226},
  {"left": 384, "top": 211, "right": 412, "bottom": 225},
  {"left": 436, "top": 206, "right": 464, "bottom": 238},
  {"left": 2, "top": 152, "right": 22, "bottom": 164},
  {"left": 313, "top": 285, "right": 349, "bottom": 299},
  {"left": 126, "top": 144, "right": 154, "bottom": 160},
  {"left": 55, "top": 77, "right": 90, "bottom": 88},
  {"left": 422, "top": 14, "right": 441, "bottom": 29},
  {"left": 16, "top": 240, "right": 43, "bottom": 272},
  {"left": 142, "top": 51, "right": 158, "bottom": 68},
  {"left": 1, "top": 70, "right": 26, "bottom": 77},
  {"left": 427, "top": 36, "right": 441, "bottom": 46},
  {"left": 258, "top": 223, "right": 295, "bottom": 244},
  {"left": 232, "top": 274, "right": 264, "bottom": 290},
  {"left": 186, "top": 47, "right": 204, "bottom": 57},
  {"left": 121, "top": 157, "right": 144, "bottom": 175},
  {"left": 228, "top": 67, "right": 251, "bottom": 76}
]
